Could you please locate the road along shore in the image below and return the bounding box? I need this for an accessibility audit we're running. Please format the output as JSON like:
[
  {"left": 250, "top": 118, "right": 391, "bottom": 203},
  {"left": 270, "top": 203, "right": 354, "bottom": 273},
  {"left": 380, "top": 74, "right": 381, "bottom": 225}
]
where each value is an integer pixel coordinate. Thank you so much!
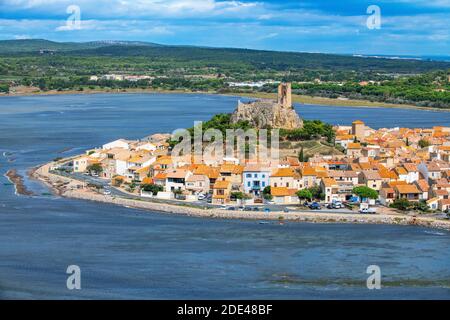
[{"left": 30, "top": 162, "right": 450, "bottom": 231}]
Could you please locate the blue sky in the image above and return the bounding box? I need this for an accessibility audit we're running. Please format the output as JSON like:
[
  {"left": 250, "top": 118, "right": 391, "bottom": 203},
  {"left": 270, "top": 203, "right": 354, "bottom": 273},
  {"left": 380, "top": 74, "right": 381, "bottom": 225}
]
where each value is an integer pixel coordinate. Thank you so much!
[{"left": 0, "top": 0, "right": 449, "bottom": 55}]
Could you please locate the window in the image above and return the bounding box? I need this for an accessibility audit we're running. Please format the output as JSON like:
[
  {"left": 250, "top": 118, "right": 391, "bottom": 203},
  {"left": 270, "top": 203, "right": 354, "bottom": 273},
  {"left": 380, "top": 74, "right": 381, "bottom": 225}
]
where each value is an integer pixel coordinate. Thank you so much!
[
  {"left": 246, "top": 174, "right": 252, "bottom": 178},
  {"left": 262, "top": 174, "right": 265, "bottom": 178},
  {"left": 247, "top": 182, "right": 251, "bottom": 187},
  {"left": 254, "top": 174, "right": 257, "bottom": 178}
]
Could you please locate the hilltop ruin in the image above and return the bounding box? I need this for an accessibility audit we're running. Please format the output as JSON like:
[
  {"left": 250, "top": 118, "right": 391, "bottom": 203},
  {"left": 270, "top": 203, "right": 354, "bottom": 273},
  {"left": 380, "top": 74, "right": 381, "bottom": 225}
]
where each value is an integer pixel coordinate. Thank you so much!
[{"left": 231, "top": 83, "right": 303, "bottom": 130}]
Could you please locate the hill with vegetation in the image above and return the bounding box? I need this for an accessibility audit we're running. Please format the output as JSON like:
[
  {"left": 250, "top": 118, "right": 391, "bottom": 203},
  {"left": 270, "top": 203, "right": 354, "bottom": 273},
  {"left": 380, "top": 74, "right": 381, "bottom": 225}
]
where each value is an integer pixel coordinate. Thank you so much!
[{"left": 0, "top": 39, "right": 449, "bottom": 109}]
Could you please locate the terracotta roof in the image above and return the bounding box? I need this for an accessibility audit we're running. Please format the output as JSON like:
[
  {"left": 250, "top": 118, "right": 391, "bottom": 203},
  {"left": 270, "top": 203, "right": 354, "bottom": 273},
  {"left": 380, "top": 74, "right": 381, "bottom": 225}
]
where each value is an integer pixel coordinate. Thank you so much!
[
  {"left": 154, "top": 172, "right": 167, "bottom": 180},
  {"left": 154, "top": 156, "right": 172, "bottom": 165},
  {"left": 271, "top": 187, "right": 288, "bottom": 197},
  {"left": 271, "top": 187, "right": 298, "bottom": 197},
  {"left": 435, "top": 189, "right": 449, "bottom": 196},
  {"left": 244, "top": 164, "right": 269, "bottom": 172},
  {"left": 403, "top": 163, "right": 418, "bottom": 172},
  {"left": 347, "top": 143, "right": 361, "bottom": 149},
  {"left": 322, "top": 178, "right": 338, "bottom": 188},
  {"left": 213, "top": 180, "right": 231, "bottom": 189},
  {"left": 141, "top": 177, "right": 153, "bottom": 185},
  {"left": 415, "top": 180, "right": 430, "bottom": 192},
  {"left": 395, "top": 184, "right": 421, "bottom": 194},
  {"left": 395, "top": 167, "right": 408, "bottom": 175},
  {"left": 166, "top": 169, "right": 190, "bottom": 179},
  {"left": 302, "top": 167, "right": 317, "bottom": 176},
  {"left": 389, "top": 181, "right": 408, "bottom": 187},
  {"left": 271, "top": 168, "right": 297, "bottom": 178},
  {"left": 186, "top": 174, "right": 208, "bottom": 182},
  {"left": 136, "top": 165, "right": 151, "bottom": 174},
  {"left": 336, "top": 134, "right": 354, "bottom": 140},
  {"left": 327, "top": 170, "right": 359, "bottom": 178},
  {"left": 362, "top": 170, "right": 382, "bottom": 180},
  {"left": 381, "top": 187, "right": 395, "bottom": 194},
  {"left": 220, "top": 164, "right": 244, "bottom": 174}
]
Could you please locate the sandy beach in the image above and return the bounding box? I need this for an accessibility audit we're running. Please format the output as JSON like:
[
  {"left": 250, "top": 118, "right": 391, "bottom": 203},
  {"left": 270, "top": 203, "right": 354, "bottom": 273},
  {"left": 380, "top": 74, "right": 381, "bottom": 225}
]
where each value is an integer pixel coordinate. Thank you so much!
[{"left": 28, "top": 162, "right": 450, "bottom": 231}]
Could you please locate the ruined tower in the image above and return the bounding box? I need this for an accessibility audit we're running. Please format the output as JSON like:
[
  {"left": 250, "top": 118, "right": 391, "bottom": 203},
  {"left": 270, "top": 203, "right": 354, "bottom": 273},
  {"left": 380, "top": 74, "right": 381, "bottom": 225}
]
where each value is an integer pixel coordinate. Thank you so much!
[
  {"left": 277, "top": 83, "right": 292, "bottom": 109},
  {"left": 231, "top": 82, "right": 303, "bottom": 130}
]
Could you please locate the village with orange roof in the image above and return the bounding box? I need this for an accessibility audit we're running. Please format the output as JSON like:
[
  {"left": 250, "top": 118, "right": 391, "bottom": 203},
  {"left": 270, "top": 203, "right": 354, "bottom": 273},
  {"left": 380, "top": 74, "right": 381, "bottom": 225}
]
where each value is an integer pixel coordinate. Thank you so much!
[{"left": 70, "top": 119, "right": 450, "bottom": 213}]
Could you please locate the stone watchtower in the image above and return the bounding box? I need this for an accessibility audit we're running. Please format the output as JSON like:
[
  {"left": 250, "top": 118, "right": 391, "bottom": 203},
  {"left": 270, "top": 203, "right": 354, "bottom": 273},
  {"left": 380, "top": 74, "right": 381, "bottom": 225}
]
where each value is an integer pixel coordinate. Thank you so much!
[
  {"left": 277, "top": 83, "right": 292, "bottom": 109},
  {"left": 231, "top": 82, "right": 303, "bottom": 130}
]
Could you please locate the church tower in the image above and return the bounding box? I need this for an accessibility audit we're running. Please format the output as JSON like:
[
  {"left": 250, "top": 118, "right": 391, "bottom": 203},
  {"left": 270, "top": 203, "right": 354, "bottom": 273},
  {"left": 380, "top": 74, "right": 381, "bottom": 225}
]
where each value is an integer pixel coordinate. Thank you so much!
[{"left": 277, "top": 83, "right": 292, "bottom": 109}]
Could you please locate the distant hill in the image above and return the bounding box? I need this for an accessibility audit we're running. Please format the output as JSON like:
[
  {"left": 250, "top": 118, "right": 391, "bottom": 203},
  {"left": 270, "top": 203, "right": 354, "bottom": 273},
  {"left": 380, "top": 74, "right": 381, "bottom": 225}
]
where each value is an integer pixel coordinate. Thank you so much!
[
  {"left": 0, "top": 39, "right": 162, "bottom": 54},
  {"left": 0, "top": 39, "right": 449, "bottom": 74},
  {"left": 66, "top": 45, "right": 450, "bottom": 73}
]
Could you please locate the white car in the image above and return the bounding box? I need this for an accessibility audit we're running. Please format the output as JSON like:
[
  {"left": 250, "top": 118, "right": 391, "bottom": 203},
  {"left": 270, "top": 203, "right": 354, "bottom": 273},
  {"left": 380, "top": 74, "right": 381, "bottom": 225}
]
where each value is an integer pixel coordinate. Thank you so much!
[
  {"left": 359, "top": 208, "right": 377, "bottom": 214},
  {"left": 197, "top": 194, "right": 207, "bottom": 201}
]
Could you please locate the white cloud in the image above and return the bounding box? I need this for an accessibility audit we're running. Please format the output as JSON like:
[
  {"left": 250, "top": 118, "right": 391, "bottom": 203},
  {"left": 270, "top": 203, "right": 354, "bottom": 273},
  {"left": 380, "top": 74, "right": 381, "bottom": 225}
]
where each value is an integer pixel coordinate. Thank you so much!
[
  {"left": 0, "top": 0, "right": 263, "bottom": 19},
  {"left": 14, "top": 34, "right": 31, "bottom": 39}
]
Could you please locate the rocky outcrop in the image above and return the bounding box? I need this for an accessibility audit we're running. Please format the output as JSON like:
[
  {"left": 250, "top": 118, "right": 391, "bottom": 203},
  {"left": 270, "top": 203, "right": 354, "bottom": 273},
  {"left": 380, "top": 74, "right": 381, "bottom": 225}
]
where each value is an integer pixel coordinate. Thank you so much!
[{"left": 231, "top": 83, "right": 303, "bottom": 130}]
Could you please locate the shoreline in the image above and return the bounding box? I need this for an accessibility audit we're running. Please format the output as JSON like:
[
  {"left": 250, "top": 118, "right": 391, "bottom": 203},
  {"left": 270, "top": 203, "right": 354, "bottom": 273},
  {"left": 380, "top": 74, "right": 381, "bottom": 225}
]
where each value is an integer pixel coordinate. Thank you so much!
[
  {"left": 5, "top": 169, "right": 35, "bottom": 196},
  {"left": 2, "top": 88, "right": 449, "bottom": 113},
  {"left": 30, "top": 162, "right": 450, "bottom": 232}
]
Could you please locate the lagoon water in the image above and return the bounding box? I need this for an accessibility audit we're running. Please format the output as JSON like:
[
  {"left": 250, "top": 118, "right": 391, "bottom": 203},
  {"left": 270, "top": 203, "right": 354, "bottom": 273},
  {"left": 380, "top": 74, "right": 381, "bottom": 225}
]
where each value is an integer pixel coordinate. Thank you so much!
[{"left": 1, "top": 93, "right": 450, "bottom": 299}]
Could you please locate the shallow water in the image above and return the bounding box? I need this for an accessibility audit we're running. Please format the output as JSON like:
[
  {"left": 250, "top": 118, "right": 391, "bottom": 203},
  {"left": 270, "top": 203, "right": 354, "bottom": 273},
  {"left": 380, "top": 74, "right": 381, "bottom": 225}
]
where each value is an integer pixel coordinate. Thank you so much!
[{"left": 1, "top": 93, "right": 450, "bottom": 299}]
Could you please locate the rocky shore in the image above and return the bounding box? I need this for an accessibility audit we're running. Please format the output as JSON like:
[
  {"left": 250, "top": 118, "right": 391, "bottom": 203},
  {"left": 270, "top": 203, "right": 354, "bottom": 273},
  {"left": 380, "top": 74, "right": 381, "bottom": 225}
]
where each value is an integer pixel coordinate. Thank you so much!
[
  {"left": 5, "top": 169, "right": 34, "bottom": 196},
  {"left": 30, "top": 162, "right": 450, "bottom": 232}
]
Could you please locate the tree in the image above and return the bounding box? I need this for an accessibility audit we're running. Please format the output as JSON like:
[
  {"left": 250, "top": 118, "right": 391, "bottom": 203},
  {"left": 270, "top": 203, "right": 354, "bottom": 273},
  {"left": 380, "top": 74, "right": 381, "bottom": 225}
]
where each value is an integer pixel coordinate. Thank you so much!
[
  {"left": 298, "top": 147, "right": 305, "bottom": 162},
  {"left": 231, "top": 191, "right": 251, "bottom": 200},
  {"left": 262, "top": 186, "right": 273, "bottom": 200},
  {"left": 307, "top": 186, "right": 322, "bottom": 200},
  {"left": 352, "top": 186, "right": 378, "bottom": 200},
  {"left": 296, "top": 189, "right": 313, "bottom": 201},
  {"left": 412, "top": 200, "right": 429, "bottom": 213},
  {"left": 86, "top": 163, "right": 103, "bottom": 175},
  {"left": 418, "top": 139, "right": 431, "bottom": 148},
  {"left": 390, "top": 198, "right": 411, "bottom": 211},
  {"left": 141, "top": 184, "right": 163, "bottom": 195},
  {"left": 0, "top": 83, "right": 9, "bottom": 94}
]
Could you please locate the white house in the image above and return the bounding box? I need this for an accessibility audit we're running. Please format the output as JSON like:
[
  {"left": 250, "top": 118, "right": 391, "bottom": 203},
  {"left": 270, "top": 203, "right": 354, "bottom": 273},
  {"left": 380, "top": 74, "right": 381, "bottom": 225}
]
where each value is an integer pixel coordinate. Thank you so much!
[
  {"left": 136, "top": 142, "right": 157, "bottom": 152},
  {"left": 102, "top": 139, "right": 130, "bottom": 150},
  {"left": 243, "top": 164, "right": 271, "bottom": 196},
  {"left": 165, "top": 169, "right": 192, "bottom": 193}
]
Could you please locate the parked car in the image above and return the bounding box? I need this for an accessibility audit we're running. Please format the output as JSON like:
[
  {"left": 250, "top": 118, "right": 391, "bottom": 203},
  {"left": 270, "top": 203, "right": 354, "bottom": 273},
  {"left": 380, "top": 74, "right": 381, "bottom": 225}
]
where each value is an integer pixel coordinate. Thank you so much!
[
  {"left": 252, "top": 207, "right": 260, "bottom": 212},
  {"left": 359, "top": 207, "right": 377, "bottom": 214},
  {"left": 226, "top": 206, "right": 236, "bottom": 211},
  {"left": 103, "top": 190, "right": 111, "bottom": 196},
  {"left": 264, "top": 207, "right": 271, "bottom": 213},
  {"left": 197, "top": 194, "right": 207, "bottom": 201},
  {"left": 309, "top": 202, "right": 322, "bottom": 210},
  {"left": 328, "top": 201, "right": 343, "bottom": 209},
  {"left": 244, "top": 207, "right": 253, "bottom": 211}
]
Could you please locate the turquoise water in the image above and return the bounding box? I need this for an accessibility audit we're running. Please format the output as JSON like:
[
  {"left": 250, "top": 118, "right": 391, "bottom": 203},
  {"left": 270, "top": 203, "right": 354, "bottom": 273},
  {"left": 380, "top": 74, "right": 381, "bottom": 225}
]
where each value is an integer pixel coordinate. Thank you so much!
[{"left": 0, "top": 93, "right": 450, "bottom": 299}]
